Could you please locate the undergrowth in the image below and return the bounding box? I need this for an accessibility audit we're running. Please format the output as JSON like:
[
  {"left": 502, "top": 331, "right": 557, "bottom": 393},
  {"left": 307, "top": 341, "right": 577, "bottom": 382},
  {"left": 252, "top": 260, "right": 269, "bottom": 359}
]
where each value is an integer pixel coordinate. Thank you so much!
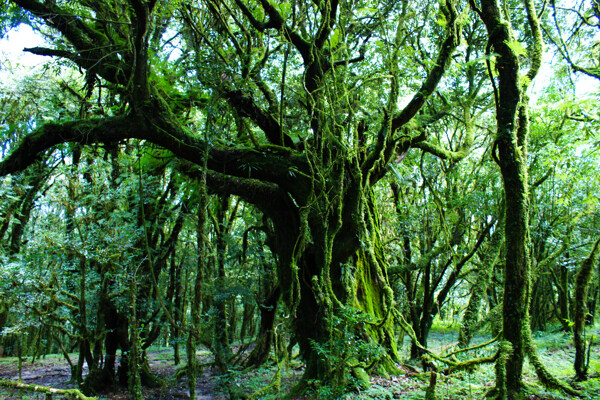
[{"left": 1, "top": 323, "right": 600, "bottom": 399}]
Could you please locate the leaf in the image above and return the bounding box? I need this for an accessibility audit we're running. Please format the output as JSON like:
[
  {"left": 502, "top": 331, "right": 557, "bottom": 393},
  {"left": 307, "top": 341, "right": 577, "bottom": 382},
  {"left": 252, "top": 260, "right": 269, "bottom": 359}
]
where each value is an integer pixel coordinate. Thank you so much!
[
  {"left": 275, "top": 3, "right": 292, "bottom": 19},
  {"left": 505, "top": 40, "right": 527, "bottom": 57},
  {"left": 329, "top": 28, "right": 341, "bottom": 48},
  {"left": 436, "top": 13, "right": 447, "bottom": 27}
]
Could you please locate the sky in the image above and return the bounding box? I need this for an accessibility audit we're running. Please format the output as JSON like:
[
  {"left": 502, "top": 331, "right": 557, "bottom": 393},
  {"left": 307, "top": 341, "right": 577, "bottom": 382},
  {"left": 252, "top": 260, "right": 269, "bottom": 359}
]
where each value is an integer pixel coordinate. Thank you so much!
[
  {"left": 0, "top": 24, "right": 48, "bottom": 75},
  {"left": 0, "top": 22, "right": 597, "bottom": 100}
]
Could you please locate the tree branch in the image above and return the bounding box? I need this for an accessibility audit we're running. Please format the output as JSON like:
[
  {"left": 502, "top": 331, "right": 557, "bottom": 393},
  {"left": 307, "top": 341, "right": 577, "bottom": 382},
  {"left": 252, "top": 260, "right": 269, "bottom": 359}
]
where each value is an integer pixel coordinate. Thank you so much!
[
  {"left": 11, "top": 0, "right": 130, "bottom": 85},
  {"left": 413, "top": 133, "right": 473, "bottom": 162},
  {"left": 0, "top": 113, "right": 310, "bottom": 201},
  {"left": 0, "top": 379, "right": 96, "bottom": 400},
  {"left": 390, "top": 0, "right": 461, "bottom": 133},
  {"left": 233, "top": 0, "right": 311, "bottom": 61},
  {"left": 223, "top": 89, "right": 295, "bottom": 148},
  {"left": 314, "top": 0, "right": 339, "bottom": 49}
]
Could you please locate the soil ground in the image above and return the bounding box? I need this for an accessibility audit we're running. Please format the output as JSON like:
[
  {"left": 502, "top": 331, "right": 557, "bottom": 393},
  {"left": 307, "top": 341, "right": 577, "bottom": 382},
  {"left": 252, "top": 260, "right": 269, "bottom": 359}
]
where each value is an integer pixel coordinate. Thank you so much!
[{"left": 1, "top": 326, "right": 600, "bottom": 399}]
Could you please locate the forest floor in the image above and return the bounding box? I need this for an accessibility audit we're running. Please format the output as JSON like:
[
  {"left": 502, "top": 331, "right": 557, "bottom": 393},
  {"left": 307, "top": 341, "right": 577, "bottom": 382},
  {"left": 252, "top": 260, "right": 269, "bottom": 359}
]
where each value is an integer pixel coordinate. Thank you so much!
[{"left": 1, "top": 325, "right": 600, "bottom": 399}]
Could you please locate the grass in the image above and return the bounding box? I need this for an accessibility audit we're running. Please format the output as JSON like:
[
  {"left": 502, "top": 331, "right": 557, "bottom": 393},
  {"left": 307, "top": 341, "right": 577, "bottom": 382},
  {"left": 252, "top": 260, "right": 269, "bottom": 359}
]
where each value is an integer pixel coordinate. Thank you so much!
[{"left": 1, "top": 324, "right": 600, "bottom": 399}]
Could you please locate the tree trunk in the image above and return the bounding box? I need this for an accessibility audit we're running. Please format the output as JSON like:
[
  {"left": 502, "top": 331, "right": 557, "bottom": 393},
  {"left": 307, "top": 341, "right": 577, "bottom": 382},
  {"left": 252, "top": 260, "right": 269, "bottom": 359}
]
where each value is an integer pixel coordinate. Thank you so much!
[
  {"left": 477, "top": 0, "right": 532, "bottom": 395},
  {"left": 530, "top": 276, "right": 552, "bottom": 332},
  {"left": 244, "top": 285, "right": 280, "bottom": 368},
  {"left": 170, "top": 253, "right": 183, "bottom": 366},
  {"left": 574, "top": 238, "right": 600, "bottom": 381},
  {"left": 477, "top": 1, "right": 579, "bottom": 397},
  {"left": 558, "top": 263, "right": 571, "bottom": 331},
  {"left": 295, "top": 248, "right": 400, "bottom": 388},
  {"left": 458, "top": 210, "right": 503, "bottom": 348},
  {"left": 291, "top": 189, "right": 401, "bottom": 390},
  {"left": 127, "top": 271, "right": 143, "bottom": 400},
  {"left": 211, "top": 195, "right": 234, "bottom": 371},
  {"left": 239, "top": 300, "right": 256, "bottom": 344},
  {"left": 187, "top": 193, "right": 207, "bottom": 400}
]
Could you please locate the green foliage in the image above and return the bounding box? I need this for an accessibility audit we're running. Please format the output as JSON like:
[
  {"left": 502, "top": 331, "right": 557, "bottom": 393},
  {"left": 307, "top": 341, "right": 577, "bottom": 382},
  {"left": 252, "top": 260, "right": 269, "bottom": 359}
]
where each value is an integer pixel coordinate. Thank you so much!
[
  {"left": 0, "top": 0, "right": 599, "bottom": 398},
  {"left": 504, "top": 40, "right": 527, "bottom": 56},
  {"left": 0, "top": 3, "right": 28, "bottom": 39},
  {"left": 304, "top": 305, "right": 384, "bottom": 398}
]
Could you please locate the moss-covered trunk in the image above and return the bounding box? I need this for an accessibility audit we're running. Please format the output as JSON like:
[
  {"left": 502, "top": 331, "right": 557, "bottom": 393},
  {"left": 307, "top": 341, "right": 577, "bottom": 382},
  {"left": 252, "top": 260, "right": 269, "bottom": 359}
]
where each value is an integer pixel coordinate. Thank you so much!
[
  {"left": 574, "top": 238, "right": 600, "bottom": 381},
  {"left": 493, "top": 43, "right": 529, "bottom": 400},
  {"left": 187, "top": 187, "right": 208, "bottom": 400},
  {"left": 168, "top": 253, "right": 183, "bottom": 365},
  {"left": 244, "top": 285, "right": 280, "bottom": 368},
  {"left": 294, "top": 248, "right": 399, "bottom": 388},
  {"left": 211, "top": 195, "right": 235, "bottom": 371},
  {"left": 290, "top": 185, "right": 400, "bottom": 390},
  {"left": 127, "top": 270, "right": 143, "bottom": 400},
  {"left": 477, "top": 0, "right": 532, "bottom": 395},
  {"left": 476, "top": 1, "right": 579, "bottom": 397},
  {"left": 458, "top": 207, "right": 504, "bottom": 348},
  {"left": 557, "top": 263, "right": 571, "bottom": 331}
]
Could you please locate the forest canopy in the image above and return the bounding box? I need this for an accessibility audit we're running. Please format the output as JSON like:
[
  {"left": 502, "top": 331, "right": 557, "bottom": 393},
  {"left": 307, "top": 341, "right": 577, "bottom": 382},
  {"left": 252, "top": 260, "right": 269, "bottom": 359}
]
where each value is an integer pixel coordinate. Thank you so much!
[{"left": 0, "top": 0, "right": 599, "bottom": 399}]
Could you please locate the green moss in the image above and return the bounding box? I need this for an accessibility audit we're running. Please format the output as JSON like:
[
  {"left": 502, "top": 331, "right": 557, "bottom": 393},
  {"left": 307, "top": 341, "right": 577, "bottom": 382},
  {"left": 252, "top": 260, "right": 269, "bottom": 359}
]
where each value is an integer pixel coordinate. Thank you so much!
[
  {"left": 348, "top": 357, "right": 371, "bottom": 389},
  {"left": 424, "top": 371, "right": 437, "bottom": 400},
  {"left": 0, "top": 379, "right": 97, "bottom": 400},
  {"left": 573, "top": 238, "right": 600, "bottom": 380}
]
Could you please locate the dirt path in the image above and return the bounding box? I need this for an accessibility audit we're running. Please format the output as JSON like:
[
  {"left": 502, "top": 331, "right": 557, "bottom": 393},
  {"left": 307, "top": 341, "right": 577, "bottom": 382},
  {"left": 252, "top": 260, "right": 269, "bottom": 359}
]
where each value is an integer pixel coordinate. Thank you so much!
[{"left": 0, "top": 349, "right": 226, "bottom": 400}]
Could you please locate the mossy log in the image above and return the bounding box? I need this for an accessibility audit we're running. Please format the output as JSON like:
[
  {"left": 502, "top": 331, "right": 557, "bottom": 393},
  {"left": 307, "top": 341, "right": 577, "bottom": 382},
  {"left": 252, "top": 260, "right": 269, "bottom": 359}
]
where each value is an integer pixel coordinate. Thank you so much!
[{"left": 0, "top": 379, "right": 97, "bottom": 400}]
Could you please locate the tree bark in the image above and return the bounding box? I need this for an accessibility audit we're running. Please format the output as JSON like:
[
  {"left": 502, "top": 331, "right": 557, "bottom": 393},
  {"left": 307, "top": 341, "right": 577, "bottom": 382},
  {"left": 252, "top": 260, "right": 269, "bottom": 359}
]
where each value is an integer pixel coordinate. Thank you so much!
[
  {"left": 574, "top": 238, "right": 600, "bottom": 381},
  {"left": 476, "top": 0, "right": 579, "bottom": 397},
  {"left": 476, "top": 0, "right": 531, "bottom": 395},
  {"left": 244, "top": 285, "right": 281, "bottom": 368}
]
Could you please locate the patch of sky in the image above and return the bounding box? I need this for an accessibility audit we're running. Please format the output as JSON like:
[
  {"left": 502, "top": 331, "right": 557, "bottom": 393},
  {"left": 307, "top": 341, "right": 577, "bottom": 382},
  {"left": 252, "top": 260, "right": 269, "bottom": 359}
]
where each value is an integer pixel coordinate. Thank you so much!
[{"left": 0, "top": 24, "right": 48, "bottom": 72}]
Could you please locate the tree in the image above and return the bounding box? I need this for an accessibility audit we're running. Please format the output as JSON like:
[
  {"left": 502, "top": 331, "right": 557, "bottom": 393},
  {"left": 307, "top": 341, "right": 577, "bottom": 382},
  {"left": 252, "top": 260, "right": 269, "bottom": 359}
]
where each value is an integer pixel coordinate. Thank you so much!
[
  {"left": 1, "top": 0, "right": 593, "bottom": 397},
  {"left": 574, "top": 238, "right": 600, "bottom": 381},
  {"left": 544, "top": 0, "right": 600, "bottom": 80},
  {"left": 463, "top": 0, "right": 588, "bottom": 397},
  {"left": 0, "top": 0, "right": 464, "bottom": 388}
]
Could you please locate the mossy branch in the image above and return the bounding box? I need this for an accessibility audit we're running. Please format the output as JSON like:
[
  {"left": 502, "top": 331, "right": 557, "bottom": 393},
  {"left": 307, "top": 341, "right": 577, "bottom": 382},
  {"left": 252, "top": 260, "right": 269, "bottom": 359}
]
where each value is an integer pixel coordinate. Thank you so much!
[
  {"left": 413, "top": 137, "right": 473, "bottom": 162},
  {"left": 390, "top": 0, "right": 461, "bottom": 133},
  {"left": 14, "top": 0, "right": 130, "bottom": 85},
  {"left": 444, "top": 353, "right": 497, "bottom": 374},
  {"left": 0, "top": 112, "right": 308, "bottom": 197},
  {"left": 522, "top": 322, "right": 582, "bottom": 396},
  {"left": 442, "top": 334, "right": 500, "bottom": 359},
  {"left": 524, "top": 0, "right": 543, "bottom": 83},
  {"left": 0, "top": 379, "right": 97, "bottom": 400},
  {"left": 393, "top": 310, "right": 497, "bottom": 371}
]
